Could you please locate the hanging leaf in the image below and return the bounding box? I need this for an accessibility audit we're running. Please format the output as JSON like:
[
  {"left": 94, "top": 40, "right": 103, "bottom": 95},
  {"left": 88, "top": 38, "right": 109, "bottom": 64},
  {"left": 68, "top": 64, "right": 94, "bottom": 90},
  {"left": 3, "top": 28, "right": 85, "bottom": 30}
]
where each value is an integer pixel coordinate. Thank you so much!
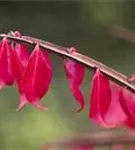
[{"left": 64, "top": 47, "right": 85, "bottom": 112}]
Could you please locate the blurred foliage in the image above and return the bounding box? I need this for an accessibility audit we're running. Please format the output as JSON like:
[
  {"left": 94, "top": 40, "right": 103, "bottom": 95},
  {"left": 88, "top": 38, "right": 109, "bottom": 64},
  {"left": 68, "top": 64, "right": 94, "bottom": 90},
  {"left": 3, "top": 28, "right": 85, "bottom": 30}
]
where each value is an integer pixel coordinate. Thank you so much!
[{"left": 0, "top": 1, "right": 134, "bottom": 149}]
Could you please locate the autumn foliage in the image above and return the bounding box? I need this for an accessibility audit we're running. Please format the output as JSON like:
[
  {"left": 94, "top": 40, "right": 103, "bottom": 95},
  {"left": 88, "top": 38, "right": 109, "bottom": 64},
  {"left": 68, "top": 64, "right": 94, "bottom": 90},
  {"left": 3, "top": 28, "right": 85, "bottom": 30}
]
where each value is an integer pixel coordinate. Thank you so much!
[{"left": 1, "top": 31, "right": 135, "bottom": 149}]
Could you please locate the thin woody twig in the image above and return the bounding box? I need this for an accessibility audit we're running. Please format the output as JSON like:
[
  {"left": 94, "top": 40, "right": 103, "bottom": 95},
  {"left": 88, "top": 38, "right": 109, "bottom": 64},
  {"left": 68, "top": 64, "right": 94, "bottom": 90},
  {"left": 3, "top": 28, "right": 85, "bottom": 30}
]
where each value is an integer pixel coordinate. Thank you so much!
[
  {"left": 0, "top": 32, "right": 135, "bottom": 93},
  {"left": 41, "top": 131, "right": 135, "bottom": 149},
  {"left": 112, "top": 25, "right": 135, "bottom": 45}
]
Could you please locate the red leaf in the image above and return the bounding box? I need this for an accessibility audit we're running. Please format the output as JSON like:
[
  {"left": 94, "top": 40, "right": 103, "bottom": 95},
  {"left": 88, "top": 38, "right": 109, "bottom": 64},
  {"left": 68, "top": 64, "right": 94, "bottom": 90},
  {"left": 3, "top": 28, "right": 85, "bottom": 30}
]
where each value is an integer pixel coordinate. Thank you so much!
[
  {"left": 119, "top": 88, "right": 135, "bottom": 129},
  {"left": 15, "top": 43, "right": 29, "bottom": 67},
  {"left": 12, "top": 30, "right": 29, "bottom": 67},
  {"left": 124, "top": 119, "right": 135, "bottom": 129},
  {"left": 17, "top": 44, "right": 52, "bottom": 110},
  {"left": 64, "top": 48, "right": 85, "bottom": 112},
  {"left": 0, "top": 38, "right": 15, "bottom": 89},
  {"left": 10, "top": 31, "right": 30, "bottom": 93},
  {"left": 102, "top": 81, "right": 127, "bottom": 127},
  {"left": 90, "top": 70, "right": 127, "bottom": 128},
  {"left": 90, "top": 69, "right": 112, "bottom": 127},
  {"left": 10, "top": 47, "right": 25, "bottom": 93}
]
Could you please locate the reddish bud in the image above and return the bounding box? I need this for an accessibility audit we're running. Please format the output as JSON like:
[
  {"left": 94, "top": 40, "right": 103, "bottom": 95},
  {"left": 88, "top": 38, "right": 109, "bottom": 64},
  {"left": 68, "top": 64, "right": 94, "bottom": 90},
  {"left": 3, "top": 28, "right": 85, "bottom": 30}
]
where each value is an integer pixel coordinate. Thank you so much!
[
  {"left": 128, "top": 74, "right": 135, "bottom": 82},
  {"left": 14, "top": 30, "right": 22, "bottom": 37},
  {"left": 64, "top": 48, "right": 85, "bottom": 112},
  {"left": 17, "top": 44, "right": 52, "bottom": 110}
]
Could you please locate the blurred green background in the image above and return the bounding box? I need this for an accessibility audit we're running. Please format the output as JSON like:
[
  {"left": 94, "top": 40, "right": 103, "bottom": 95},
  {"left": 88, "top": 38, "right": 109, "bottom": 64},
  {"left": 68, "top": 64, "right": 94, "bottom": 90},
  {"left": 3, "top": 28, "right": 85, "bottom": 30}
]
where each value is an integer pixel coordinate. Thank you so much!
[{"left": 0, "top": 1, "right": 135, "bottom": 149}]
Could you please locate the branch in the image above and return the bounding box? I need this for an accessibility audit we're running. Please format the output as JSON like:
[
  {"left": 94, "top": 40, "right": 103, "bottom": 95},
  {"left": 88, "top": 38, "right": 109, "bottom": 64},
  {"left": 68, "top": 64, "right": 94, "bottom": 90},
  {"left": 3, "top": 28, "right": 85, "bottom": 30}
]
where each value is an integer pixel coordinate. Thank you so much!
[
  {"left": 0, "top": 32, "right": 135, "bottom": 93},
  {"left": 112, "top": 25, "right": 135, "bottom": 45},
  {"left": 1, "top": 32, "right": 135, "bottom": 149},
  {"left": 41, "top": 131, "right": 135, "bottom": 149}
]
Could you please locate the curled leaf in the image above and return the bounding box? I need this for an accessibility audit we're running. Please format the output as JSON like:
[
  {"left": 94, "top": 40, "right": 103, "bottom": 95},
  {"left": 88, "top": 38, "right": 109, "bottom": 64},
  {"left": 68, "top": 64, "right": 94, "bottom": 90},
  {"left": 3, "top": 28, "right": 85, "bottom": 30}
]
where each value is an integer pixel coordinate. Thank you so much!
[{"left": 64, "top": 48, "right": 85, "bottom": 112}]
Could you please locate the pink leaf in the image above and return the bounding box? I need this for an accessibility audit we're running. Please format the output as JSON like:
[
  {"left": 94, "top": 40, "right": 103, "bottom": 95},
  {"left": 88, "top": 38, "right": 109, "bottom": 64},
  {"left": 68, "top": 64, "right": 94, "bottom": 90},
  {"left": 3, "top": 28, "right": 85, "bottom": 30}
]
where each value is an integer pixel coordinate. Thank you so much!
[
  {"left": 90, "top": 69, "right": 127, "bottom": 128},
  {"left": 0, "top": 38, "right": 15, "bottom": 88},
  {"left": 15, "top": 43, "right": 29, "bottom": 67},
  {"left": 102, "top": 81, "right": 127, "bottom": 127},
  {"left": 128, "top": 74, "right": 135, "bottom": 82},
  {"left": 16, "top": 94, "right": 27, "bottom": 111},
  {"left": 17, "top": 44, "right": 52, "bottom": 110},
  {"left": 12, "top": 30, "right": 30, "bottom": 67},
  {"left": 89, "top": 69, "right": 112, "bottom": 127},
  {"left": 64, "top": 48, "right": 85, "bottom": 112},
  {"left": 9, "top": 31, "right": 30, "bottom": 94},
  {"left": 10, "top": 47, "right": 25, "bottom": 92},
  {"left": 119, "top": 88, "right": 135, "bottom": 129}
]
